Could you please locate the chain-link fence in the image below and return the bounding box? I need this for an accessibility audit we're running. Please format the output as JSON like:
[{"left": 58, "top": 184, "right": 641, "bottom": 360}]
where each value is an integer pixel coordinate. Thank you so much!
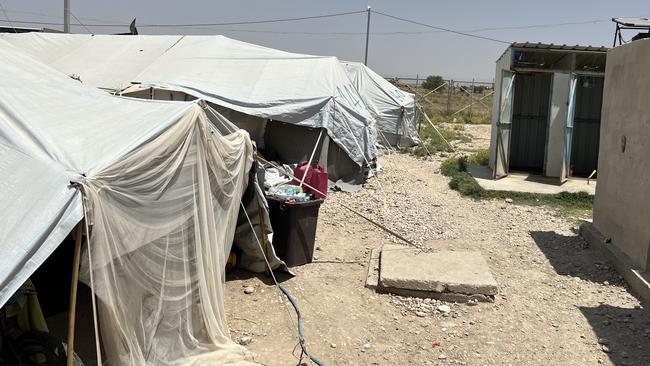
[{"left": 390, "top": 77, "right": 494, "bottom": 125}]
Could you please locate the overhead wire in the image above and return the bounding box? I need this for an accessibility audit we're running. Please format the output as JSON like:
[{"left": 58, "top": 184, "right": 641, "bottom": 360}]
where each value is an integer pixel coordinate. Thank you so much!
[
  {"left": 69, "top": 11, "right": 92, "bottom": 34},
  {"left": 370, "top": 9, "right": 511, "bottom": 44},
  {"left": 0, "top": 10, "right": 625, "bottom": 37},
  {"left": 0, "top": 9, "right": 366, "bottom": 28},
  {"left": 136, "top": 10, "right": 366, "bottom": 28}
]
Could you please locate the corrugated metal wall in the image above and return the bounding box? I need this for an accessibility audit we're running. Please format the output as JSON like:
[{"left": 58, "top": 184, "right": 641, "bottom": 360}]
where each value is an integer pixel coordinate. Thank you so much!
[
  {"left": 571, "top": 76, "right": 604, "bottom": 176},
  {"left": 509, "top": 73, "right": 552, "bottom": 172}
]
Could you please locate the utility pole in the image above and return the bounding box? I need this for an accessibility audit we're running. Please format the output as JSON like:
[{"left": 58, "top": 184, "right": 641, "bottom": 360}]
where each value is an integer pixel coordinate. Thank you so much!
[
  {"left": 64, "top": 0, "right": 70, "bottom": 33},
  {"left": 364, "top": 6, "right": 371, "bottom": 66}
]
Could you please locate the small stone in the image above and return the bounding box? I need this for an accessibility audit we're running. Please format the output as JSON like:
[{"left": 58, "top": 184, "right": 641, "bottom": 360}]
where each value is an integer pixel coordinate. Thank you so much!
[
  {"left": 415, "top": 311, "right": 427, "bottom": 317},
  {"left": 505, "top": 198, "right": 513, "bottom": 203},
  {"left": 438, "top": 354, "right": 447, "bottom": 360},
  {"left": 243, "top": 286, "right": 255, "bottom": 294},
  {"left": 597, "top": 338, "right": 609, "bottom": 345},
  {"left": 330, "top": 343, "right": 337, "bottom": 349},
  {"left": 238, "top": 336, "right": 253, "bottom": 346},
  {"left": 437, "top": 305, "right": 451, "bottom": 314},
  {"left": 601, "top": 345, "right": 611, "bottom": 353}
]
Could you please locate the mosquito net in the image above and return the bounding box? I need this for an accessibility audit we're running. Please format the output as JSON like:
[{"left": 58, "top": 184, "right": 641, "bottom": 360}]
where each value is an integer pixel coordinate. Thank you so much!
[{"left": 79, "top": 105, "right": 260, "bottom": 365}]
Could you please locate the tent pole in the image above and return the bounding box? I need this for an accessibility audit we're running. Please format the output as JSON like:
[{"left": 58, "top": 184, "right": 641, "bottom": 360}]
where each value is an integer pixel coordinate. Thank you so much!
[{"left": 67, "top": 220, "right": 84, "bottom": 366}]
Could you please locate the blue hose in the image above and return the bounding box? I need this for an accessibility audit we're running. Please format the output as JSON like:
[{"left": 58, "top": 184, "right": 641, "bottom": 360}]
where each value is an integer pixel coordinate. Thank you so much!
[{"left": 278, "top": 284, "right": 325, "bottom": 366}]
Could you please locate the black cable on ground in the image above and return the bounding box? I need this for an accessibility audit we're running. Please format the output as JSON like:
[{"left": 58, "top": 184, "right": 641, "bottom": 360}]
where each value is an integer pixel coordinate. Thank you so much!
[{"left": 278, "top": 284, "right": 325, "bottom": 366}]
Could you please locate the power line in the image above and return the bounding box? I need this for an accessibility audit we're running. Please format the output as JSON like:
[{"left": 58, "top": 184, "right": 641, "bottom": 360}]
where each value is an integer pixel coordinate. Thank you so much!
[
  {"left": 371, "top": 10, "right": 511, "bottom": 44},
  {"left": 0, "top": 18, "right": 615, "bottom": 35},
  {"left": 3, "top": 8, "right": 126, "bottom": 24},
  {"left": 0, "top": 9, "right": 366, "bottom": 28},
  {"left": 69, "top": 11, "right": 91, "bottom": 34},
  {"left": 139, "top": 10, "right": 367, "bottom": 27},
  {"left": 0, "top": 11, "right": 628, "bottom": 36}
]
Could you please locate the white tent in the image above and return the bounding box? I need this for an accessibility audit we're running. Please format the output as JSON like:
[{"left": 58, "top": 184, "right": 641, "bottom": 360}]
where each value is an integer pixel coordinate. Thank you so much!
[
  {"left": 0, "top": 33, "right": 378, "bottom": 180},
  {"left": 0, "top": 41, "right": 262, "bottom": 365},
  {"left": 342, "top": 61, "right": 420, "bottom": 147}
]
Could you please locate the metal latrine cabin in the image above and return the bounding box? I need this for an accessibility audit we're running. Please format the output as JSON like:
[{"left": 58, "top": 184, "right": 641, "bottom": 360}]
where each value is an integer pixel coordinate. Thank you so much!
[{"left": 488, "top": 43, "right": 607, "bottom": 182}]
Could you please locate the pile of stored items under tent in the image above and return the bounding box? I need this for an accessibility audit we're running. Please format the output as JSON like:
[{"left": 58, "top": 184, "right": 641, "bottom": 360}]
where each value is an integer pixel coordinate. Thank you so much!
[{"left": 260, "top": 159, "right": 329, "bottom": 267}]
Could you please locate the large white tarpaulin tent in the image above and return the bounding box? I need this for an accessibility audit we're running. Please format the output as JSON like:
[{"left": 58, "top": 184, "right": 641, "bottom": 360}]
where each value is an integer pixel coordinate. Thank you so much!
[
  {"left": 0, "top": 40, "right": 265, "bottom": 365},
  {"left": 342, "top": 61, "right": 420, "bottom": 147},
  {"left": 0, "top": 33, "right": 378, "bottom": 182}
]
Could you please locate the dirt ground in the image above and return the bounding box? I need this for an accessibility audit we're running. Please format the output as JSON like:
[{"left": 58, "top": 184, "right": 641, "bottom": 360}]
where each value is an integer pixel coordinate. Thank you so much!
[{"left": 225, "top": 124, "right": 649, "bottom": 366}]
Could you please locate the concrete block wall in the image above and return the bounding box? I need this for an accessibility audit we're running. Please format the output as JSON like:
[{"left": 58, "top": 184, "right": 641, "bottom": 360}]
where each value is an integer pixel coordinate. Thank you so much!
[{"left": 593, "top": 39, "right": 650, "bottom": 271}]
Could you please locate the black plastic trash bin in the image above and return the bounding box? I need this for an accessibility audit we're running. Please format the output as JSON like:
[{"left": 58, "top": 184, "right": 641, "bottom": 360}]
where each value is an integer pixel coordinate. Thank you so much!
[{"left": 267, "top": 197, "right": 324, "bottom": 267}]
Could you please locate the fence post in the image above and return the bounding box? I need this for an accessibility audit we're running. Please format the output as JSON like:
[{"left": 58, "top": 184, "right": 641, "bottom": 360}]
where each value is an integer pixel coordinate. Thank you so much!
[
  {"left": 469, "top": 78, "right": 475, "bottom": 123},
  {"left": 446, "top": 80, "right": 453, "bottom": 116},
  {"left": 415, "top": 74, "right": 419, "bottom": 88}
]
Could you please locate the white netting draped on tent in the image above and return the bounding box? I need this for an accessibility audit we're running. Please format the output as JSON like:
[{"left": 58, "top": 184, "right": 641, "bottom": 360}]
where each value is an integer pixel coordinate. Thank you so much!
[{"left": 79, "top": 106, "right": 260, "bottom": 365}]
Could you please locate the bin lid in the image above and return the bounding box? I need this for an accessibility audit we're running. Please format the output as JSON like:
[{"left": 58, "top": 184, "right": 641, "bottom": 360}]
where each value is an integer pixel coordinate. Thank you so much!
[{"left": 267, "top": 196, "right": 324, "bottom": 207}]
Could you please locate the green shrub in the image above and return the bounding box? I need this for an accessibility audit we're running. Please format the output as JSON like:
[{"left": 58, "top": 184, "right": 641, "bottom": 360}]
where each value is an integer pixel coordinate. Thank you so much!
[
  {"left": 554, "top": 191, "right": 593, "bottom": 209},
  {"left": 440, "top": 158, "right": 593, "bottom": 217},
  {"left": 468, "top": 149, "right": 489, "bottom": 166},
  {"left": 422, "top": 75, "right": 445, "bottom": 90},
  {"left": 448, "top": 172, "right": 484, "bottom": 197},
  {"left": 440, "top": 156, "right": 467, "bottom": 177}
]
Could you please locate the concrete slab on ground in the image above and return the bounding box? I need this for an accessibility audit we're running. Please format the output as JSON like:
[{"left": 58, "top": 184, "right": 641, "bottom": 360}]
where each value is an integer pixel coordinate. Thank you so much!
[
  {"left": 365, "top": 247, "right": 381, "bottom": 289},
  {"left": 379, "top": 246, "right": 498, "bottom": 296},
  {"left": 468, "top": 164, "right": 596, "bottom": 195}
]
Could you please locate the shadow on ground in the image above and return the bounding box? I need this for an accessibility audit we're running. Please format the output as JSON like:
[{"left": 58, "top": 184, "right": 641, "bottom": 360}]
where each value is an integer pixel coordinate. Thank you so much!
[
  {"left": 226, "top": 268, "right": 293, "bottom": 285},
  {"left": 529, "top": 231, "right": 624, "bottom": 285},
  {"left": 579, "top": 304, "right": 650, "bottom": 366}
]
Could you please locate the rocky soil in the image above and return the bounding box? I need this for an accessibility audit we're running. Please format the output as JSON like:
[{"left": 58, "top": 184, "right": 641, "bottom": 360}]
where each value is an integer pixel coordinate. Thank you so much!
[{"left": 225, "top": 124, "right": 649, "bottom": 366}]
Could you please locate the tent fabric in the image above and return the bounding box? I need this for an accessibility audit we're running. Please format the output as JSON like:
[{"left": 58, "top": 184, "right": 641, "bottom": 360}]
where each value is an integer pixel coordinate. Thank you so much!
[
  {"left": 0, "top": 41, "right": 260, "bottom": 365},
  {"left": 0, "top": 33, "right": 378, "bottom": 168},
  {"left": 342, "top": 61, "right": 420, "bottom": 147}
]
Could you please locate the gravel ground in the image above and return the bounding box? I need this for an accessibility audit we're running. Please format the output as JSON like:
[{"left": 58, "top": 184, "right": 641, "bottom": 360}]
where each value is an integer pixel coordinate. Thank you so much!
[
  {"left": 441, "top": 123, "right": 491, "bottom": 152},
  {"left": 225, "top": 125, "right": 649, "bottom": 366}
]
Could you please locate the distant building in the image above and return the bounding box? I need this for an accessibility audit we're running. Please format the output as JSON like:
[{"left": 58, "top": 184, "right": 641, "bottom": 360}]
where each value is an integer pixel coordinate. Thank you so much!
[{"left": 488, "top": 43, "right": 607, "bottom": 181}]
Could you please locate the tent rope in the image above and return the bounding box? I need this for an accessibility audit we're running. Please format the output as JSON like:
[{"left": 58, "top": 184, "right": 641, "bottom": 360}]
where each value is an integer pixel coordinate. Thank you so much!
[
  {"left": 257, "top": 156, "right": 416, "bottom": 247},
  {"left": 239, "top": 201, "right": 324, "bottom": 366},
  {"left": 299, "top": 129, "right": 324, "bottom": 189},
  {"left": 78, "top": 187, "right": 103, "bottom": 366}
]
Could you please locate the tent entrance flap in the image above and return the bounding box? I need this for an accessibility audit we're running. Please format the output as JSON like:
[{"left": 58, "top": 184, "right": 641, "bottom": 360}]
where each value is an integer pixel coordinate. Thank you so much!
[
  {"left": 494, "top": 70, "right": 515, "bottom": 179},
  {"left": 508, "top": 73, "right": 552, "bottom": 173}
]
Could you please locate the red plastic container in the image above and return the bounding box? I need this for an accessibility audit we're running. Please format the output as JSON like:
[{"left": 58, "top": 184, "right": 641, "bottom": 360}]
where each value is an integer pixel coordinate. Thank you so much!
[{"left": 293, "top": 161, "right": 328, "bottom": 199}]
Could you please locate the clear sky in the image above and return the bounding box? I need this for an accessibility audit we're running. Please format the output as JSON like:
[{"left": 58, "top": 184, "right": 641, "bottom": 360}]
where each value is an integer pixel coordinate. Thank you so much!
[{"left": 0, "top": 0, "right": 647, "bottom": 81}]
